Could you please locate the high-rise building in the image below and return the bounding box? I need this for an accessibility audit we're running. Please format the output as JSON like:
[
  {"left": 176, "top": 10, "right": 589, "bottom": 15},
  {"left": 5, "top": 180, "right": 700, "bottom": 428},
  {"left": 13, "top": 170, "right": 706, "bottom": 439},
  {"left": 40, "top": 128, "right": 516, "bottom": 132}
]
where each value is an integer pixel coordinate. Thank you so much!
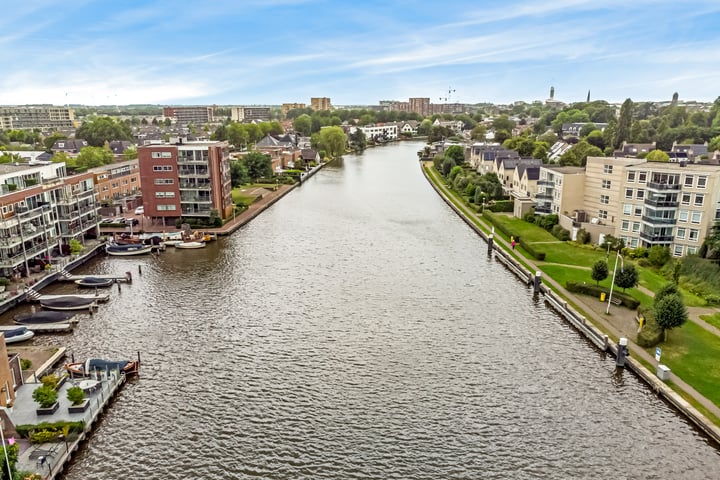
[
  {"left": 408, "top": 98, "right": 430, "bottom": 116},
  {"left": 281, "top": 103, "right": 306, "bottom": 117},
  {"left": 230, "top": 107, "right": 271, "bottom": 122},
  {"left": 138, "top": 140, "right": 233, "bottom": 222},
  {"left": 310, "top": 97, "right": 332, "bottom": 111},
  {"left": 0, "top": 106, "right": 75, "bottom": 130},
  {"left": 162, "top": 106, "right": 215, "bottom": 126}
]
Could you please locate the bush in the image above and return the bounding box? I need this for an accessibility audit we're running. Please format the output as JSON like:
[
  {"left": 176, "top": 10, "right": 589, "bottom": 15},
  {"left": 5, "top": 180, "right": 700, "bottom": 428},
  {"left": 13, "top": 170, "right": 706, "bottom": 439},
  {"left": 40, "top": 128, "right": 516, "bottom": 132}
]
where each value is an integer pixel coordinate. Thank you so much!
[
  {"left": 21, "top": 358, "right": 32, "bottom": 369},
  {"left": 575, "top": 228, "right": 591, "bottom": 245},
  {"left": 40, "top": 374, "right": 59, "bottom": 390},
  {"left": 520, "top": 239, "right": 546, "bottom": 261},
  {"left": 66, "top": 386, "right": 86, "bottom": 406},
  {"left": 565, "top": 281, "right": 640, "bottom": 309},
  {"left": 550, "top": 224, "right": 570, "bottom": 241},
  {"left": 30, "top": 430, "right": 60, "bottom": 444},
  {"left": 648, "top": 246, "right": 671, "bottom": 267},
  {"left": 637, "top": 311, "right": 663, "bottom": 348},
  {"left": 705, "top": 294, "right": 720, "bottom": 305},
  {"left": 539, "top": 214, "right": 559, "bottom": 230},
  {"left": 15, "top": 421, "right": 84, "bottom": 439},
  {"left": 627, "top": 247, "right": 648, "bottom": 259},
  {"left": 32, "top": 386, "right": 58, "bottom": 408},
  {"left": 488, "top": 199, "right": 513, "bottom": 212},
  {"left": 523, "top": 212, "right": 537, "bottom": 223}
]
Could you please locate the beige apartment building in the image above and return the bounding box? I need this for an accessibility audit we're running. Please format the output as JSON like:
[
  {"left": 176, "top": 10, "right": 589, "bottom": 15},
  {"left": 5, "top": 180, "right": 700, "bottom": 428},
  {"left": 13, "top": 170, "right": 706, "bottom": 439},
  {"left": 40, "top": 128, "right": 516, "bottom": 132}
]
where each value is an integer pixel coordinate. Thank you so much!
[
  {"left": 281, "top": 103, "right": 306, "bottom": 117},
  {"left": 536, "top": 165, "right": 585, "bottom": 216},
  {"left": 546, "top": 157, "right": 720, "bottom": 257},
  {"left": 310, "top": 97, "right": 332, "bottom": 111}
]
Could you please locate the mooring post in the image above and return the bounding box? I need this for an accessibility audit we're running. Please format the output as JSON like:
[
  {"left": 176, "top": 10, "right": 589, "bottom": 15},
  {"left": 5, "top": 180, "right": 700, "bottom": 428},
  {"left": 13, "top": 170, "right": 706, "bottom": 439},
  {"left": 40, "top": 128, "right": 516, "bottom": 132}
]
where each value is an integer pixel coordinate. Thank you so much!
[
  {"left": 533, "top": 271, "right": 542, "bottom": 293},
  {"left": 616, "top": 338, "right": 629, "bottom": 367},
  {"left": 487, "top": 234, "right": 493, "bottom": 254},
  {"left": 138, "top": 265, "right": 142, "bottom": 275}
]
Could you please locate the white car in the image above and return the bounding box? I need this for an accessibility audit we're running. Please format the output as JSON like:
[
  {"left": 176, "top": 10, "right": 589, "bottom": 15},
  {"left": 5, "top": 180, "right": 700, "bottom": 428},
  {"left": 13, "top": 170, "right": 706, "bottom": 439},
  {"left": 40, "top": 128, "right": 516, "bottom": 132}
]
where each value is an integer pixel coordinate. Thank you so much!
[{"left": 135, "top": 206, "right": 144, "bottom": 215}]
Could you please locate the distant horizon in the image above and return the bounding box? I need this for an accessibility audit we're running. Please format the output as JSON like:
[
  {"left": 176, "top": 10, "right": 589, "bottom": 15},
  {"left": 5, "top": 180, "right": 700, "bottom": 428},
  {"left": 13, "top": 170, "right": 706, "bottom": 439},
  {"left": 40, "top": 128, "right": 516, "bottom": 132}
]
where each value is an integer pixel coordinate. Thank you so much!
[{"left": 2, "top": 1, "right": 720, "bottom": 106}]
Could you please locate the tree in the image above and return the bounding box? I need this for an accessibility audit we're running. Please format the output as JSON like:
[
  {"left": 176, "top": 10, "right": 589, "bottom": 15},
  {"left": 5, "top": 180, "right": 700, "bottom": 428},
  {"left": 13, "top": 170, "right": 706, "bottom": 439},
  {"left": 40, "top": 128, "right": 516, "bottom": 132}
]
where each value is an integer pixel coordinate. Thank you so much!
[
  {"left": 654, "top": 282, "right": 679, "bottom": 306},
  {"left": 75, "top": 146, "right": 113, "bottom": 169},
  {"left": 647, "top": 245, "right": 671, "bottom": 267},
  {"left": 614, "top": 263, "right": 638, "bottom": 292},
  {"left": 230, "top": 160, "right": 249, "bottom": 187},
  {"left": 123, "top": 146, "right": 138, "bottom": 160},
  {"left": 43, "top": 132, "right": 67, "bottom": 152},
  {"left": 317, "top": 126, "right": 347, "bottom": 158},
  {"left": 492, "top": 115, "right": 516, "bottom": 132},
  {"left": 614, "top": 98, "right": 634, "bottom": 149},
  {"left": 75, "top": 116, "right": 133, "bottom": 146},
  {"left": 442, "top": 157, "right": 456, "bottom": 176},
  {"left": 445, "top": 145, "right": 465, "bottom": 166},
  {"left": 646, "top": 149, "right": 670, "bottom": 162},
  {"left": 470, "top": 124, "right": 487, "bottom": 140},
  {"left": 559, "top": 140, "right": 603, "bottom": 166},
  {"left": 348, "top": 128, "right": 366, "bottom": 151},
  {"left": 243, "top": 152, "right": 272, "bottom": 181},
  {"left": 293, "top": 114, "right": 312, "bottom": 136},
  {"left": 654, "top": 293, "right": 688, "bottom": 340},
  {"left": 591, "top": 260, "right": 609, "bottom": 285}
]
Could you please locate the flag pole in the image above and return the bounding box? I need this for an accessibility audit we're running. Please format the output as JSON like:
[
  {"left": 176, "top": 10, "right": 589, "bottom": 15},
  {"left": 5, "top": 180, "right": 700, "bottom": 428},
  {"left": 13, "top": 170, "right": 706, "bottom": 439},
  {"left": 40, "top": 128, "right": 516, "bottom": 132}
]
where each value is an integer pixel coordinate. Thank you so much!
[{"left": 606, "top": 251, "right": 622, "bottom": 314}]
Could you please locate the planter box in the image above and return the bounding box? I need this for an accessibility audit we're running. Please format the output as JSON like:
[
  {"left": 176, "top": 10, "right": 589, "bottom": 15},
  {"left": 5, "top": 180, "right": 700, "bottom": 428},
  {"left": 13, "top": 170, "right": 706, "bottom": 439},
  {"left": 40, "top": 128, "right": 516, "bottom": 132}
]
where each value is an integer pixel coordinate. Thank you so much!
[
  {"left": 68, "top": 399, "right": 90, "bottom": 414},
  {"left": 36, "top": 402, "right": 59, "bottom": 416}
]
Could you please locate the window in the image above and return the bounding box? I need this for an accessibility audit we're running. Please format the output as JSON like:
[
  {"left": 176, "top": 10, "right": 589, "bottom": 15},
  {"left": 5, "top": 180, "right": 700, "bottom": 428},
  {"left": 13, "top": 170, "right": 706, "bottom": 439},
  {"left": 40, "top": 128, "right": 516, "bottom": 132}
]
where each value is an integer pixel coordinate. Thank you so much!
[
  {"left": 638, "top": 172, "right": 647, "bottom": 183},
  {"left": 684, "top": 175, "right": 694, "bottom": 187},
  {"left": 634, "top": 206, "right": 643, "bottom": 216},
  {"left": 600, "top": 195, "right": 609, "bottom": 204},
  {"left": 157, "top": 204, "right": 177, "bottom": 211},
  {"left": 598, "top": 209, "right": 608, "bottom": 219},
  {"left": 698, "top": 176, "right": 707, "bottom": 188},
  {"left": 688, "top": 246, "right": 697, "bottom": 255},
  {"left": 623, "top": 204, "right": 632, "bottom": 215},
  {"left": 621, "top": 220, "right": 629, "bottom": 231},
  {"left": 603, "top": 164, "right": 613, "bottom": 174},
  {"left": 630, "top": 238, "right": 639, "bottom": 248},
  {"left": 681, "top": 193, "right": 691, "bottom": 205},
  {"left": 674, "top": 245, "right": 684, "bottom": 257},
  {"left": 155, "top": 192, "right": 176, "bottom": 198},
  {"left": 627, "top": 171, "right": 636, "bottom": 183},
  {"left": 151, "top": 151, "right": 172, "bottom": 159},
  {"left": 625, "top": 188, "right": 633, "bottom": 199},
  {"left": 636, "top": 189, "right": 644, "bottom": 200},
  {"left": 601, "top": 179, "right": 611, "bottom": 189},
  {"left": 695, "top": 194, "right": 705, "bottom": 207},
  {"left": 154, "top": 179, "right": 174, "bottom": 185},
  {"left": 689, "top": 229, "right": 699, "bottom": 241},
  {"left": 679, "top": 210, "right": 689, "bottom": 222},
  {"left": 676, "top": 227, "right": 686, "bottom": 239},
  {"left": 632, "top": 222, "right": 640, "bottom": 233},
  {"left": 102, "top": 186, "right": 108, "bottom": 191},
  {"left": 691, "top": 211, "right": 702, "bottom": 224},
  {"left": 152, "top": 165, "right": 173, "bottom": 172}
]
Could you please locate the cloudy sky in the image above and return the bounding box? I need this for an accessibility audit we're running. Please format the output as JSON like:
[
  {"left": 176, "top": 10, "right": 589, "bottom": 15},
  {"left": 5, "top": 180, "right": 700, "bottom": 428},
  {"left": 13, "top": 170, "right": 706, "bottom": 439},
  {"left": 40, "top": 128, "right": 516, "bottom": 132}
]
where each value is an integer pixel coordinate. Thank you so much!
[{"left": 1, "top": 0, "right": 719, "bottom": 106}]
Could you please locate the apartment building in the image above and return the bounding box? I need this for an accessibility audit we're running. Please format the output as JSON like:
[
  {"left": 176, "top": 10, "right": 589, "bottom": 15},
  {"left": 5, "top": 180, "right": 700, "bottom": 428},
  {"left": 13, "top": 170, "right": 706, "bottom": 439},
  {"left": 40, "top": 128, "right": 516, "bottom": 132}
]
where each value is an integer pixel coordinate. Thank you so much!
[
  {"left": 310, "top": 97, "right": 332, "bottom": 111},
  {"left": 535, "top": 165, "right": 585, "bottom": 215},
  {"left": 137, "top": 140, "right": 233, "bottom": 222},
  {"left": 162, "top": 106, "right": 215, "bottom": 126},
  {"left": 230, "top": 107, "right": 271, "bottom": 122},
  {"left": 408, "top": 97, "right": 430, "bottom": 117},
  {"left": 281, "top": 103, "right": 306, "bottom": 117},
  {"left": 355, "top": 124, "right": 398, "bottom": 141},
  {"left": 0, "top": 106, "right": 75, "bottom": 130},
  {"left": 0, "top": 163, "right": 100, "bottom": 277},
  {"left": 89, "top": 159, "right": 141, "bottom": 204}
]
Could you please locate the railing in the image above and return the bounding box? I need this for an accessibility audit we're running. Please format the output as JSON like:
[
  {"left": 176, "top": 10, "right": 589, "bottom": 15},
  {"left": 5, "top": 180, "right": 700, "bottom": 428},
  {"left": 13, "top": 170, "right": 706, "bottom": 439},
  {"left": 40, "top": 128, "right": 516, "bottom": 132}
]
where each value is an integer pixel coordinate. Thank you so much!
[
  {"left": 639, "top": 232, "right": 674, "bottom": 242},
  {"left": 535, "top": 193, "right": 553, "bottom": 200},
  {"left": 647, "top": 181, "right": 681, "bottom": 191},
  {"left": 534, "top": 205, "right": 552, "bottom": 214},
  {"left": 644, "top": 198, "right": 679, "bottom": 208},
  {"left": 180, "top": 208, "right": 212, "bottom": 216},
  {"left": 641, "top": 215, "right": 676, "bottom": 225}
]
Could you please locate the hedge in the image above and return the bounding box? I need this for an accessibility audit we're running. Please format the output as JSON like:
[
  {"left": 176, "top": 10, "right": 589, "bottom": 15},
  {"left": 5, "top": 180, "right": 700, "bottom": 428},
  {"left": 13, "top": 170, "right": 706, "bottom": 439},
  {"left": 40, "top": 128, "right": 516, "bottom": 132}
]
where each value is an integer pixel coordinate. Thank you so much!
[
  {"left": 15, "top": 421, "right": 85, "bottom": 440},
  {"left": 487, "top": 199, "right": 514, "bottom": 212},
  {"left": 566, "top": 281, "right": 640, "bottom": 309},
  {"left": 483, "top": 211, "right": 546, "bottom": 261}
]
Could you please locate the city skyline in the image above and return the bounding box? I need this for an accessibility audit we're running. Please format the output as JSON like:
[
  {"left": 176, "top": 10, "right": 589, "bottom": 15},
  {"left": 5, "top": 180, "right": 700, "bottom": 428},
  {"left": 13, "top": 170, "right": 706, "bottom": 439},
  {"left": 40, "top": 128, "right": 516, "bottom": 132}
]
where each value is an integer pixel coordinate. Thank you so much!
[{"left": 1, "top": 0, "right": 720, "bottom": 106}]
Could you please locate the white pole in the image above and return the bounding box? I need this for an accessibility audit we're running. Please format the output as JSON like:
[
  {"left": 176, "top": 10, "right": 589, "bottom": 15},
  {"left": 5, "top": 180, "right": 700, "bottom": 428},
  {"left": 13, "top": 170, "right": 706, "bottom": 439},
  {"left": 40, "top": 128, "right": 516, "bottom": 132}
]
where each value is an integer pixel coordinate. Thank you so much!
[
  {"left": 606, "top": 252, "right": 620, "bottom": 314},
  {"left": 0, "top": 410, "right": 13, "bottom": 480}
]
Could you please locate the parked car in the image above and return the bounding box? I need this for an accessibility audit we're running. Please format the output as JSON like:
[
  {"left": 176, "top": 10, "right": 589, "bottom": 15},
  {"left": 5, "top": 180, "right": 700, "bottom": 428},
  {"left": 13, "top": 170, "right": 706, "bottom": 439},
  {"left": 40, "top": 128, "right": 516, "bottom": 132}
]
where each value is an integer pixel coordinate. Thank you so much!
[
  {"left": 135, "top": 206, "right": 144, "bottom": 215},
  {"left": 125, "top": 218, "right": 139, "bottom": 226}
]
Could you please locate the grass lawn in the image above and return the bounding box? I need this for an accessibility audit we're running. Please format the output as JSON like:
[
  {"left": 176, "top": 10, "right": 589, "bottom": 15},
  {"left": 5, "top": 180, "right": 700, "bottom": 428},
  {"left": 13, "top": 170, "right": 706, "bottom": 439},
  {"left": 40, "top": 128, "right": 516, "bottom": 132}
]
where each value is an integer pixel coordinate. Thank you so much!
[
  {"left": 637, "top": 268, "right": 706, "bottom": 307},
  {"left": 700, "top": 312, "right": 720, "bottom": 330},
  {"left": 232, "top": 184, "right": 277, "bottom": 206},
  {"left": 645, "top": 321, "right": 720, "bottom": 406}
]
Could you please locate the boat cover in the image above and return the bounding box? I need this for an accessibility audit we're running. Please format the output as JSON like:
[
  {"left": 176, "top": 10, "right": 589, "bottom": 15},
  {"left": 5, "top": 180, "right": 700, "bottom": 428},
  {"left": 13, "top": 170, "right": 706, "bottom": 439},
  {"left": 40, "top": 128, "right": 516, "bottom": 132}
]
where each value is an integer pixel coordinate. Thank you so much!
[
  {"left": 4, "top": 327, "right": 28, "bottom": 338},
  {"left": 86, "top": 359, "right": 131, "bottom": 372}
]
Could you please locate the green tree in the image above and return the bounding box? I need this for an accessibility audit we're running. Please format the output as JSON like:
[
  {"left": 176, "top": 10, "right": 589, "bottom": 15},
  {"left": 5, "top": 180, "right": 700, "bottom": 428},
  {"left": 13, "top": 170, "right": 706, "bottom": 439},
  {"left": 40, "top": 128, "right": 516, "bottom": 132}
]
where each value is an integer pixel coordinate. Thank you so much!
[
  {"left": 614, "top": 263, "right": 639, "bottom": 292},
  {"left": 317, "top": 126, "right": 347, "bottom": 158},
  {"left": 293, "top": 114, "right": 312, "bottom": 136},
  {"left": 227, "top": 123, "right": 250, "bottom": 150},
  {"left": 43, "top": 132, "right": 67, "bottom": 152},
  {"left": 445, "top": 145, "right": 465, "bottom": 166},
  {"left": 123, "top": 146, "right": 138, "bottom": 160},
  {"left": 470, "top": 124, "right": 487, "bottom": 141},
  {"left": 654, "top": 282, "right": 679, "bottom": 306},
  {"left": 591, "top": 260, "right": 609, "bottom": 285},
  {"left": 442, "top": 157, "right": 456, "bottom": 176},
  {"left": 230, "top": 160, "right": 249, "bottom": 187},
  {"left": 243, "top": 151, "right": 272, "bottom": 181},
  {"left": 0, "top": 442, "right": 18, "bottom": 480},
  {"left": 75, "top": 145, "right": 113, "bottom": 169},
  {"left": 75, "top": 116, "right": 133, "bottom": 147},
  {"left": 647, "top": 246, "right": 671, "bottom": 267},
  {"left": 646, "top": 149, "right": 670, "bottom": 162},
  {"left": 348, "top": 128, "right": 366, "bottom": 151},
  {"left": 585, "top": 130, "right": 605, "bottom": 150},
  {"left": 654, "top": 293, "right": 688, "bottom": 341},
  {"left": 614, "top": 98, "right": 634, "bottom": 149},
  {"left": 492, "top": 115, "right": 516, "bottom": 132},
  {"left": 417, "top": 119, "right": 433, "bottom": 136},
  {"left": 559, "top": 140, "right": 603, "bottom": 166}
]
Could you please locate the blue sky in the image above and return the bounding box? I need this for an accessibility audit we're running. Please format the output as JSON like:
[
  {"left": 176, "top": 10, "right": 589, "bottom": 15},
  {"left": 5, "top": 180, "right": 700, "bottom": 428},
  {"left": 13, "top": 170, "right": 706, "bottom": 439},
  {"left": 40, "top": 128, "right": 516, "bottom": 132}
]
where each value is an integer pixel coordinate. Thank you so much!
[{"left": 1, "top": 0, "right": 720, "bottom": 106}]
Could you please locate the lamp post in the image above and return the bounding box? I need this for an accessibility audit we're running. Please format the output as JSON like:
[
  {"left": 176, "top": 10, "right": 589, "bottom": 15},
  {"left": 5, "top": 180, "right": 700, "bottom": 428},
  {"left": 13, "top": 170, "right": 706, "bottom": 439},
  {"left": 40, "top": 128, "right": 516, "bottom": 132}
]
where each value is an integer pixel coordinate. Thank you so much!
[
  {"left": 606, "top": 251, "right": 623, "bottom": 314},
  {"left": 0, "top": 414, "right": 13, "bottom": 480}
]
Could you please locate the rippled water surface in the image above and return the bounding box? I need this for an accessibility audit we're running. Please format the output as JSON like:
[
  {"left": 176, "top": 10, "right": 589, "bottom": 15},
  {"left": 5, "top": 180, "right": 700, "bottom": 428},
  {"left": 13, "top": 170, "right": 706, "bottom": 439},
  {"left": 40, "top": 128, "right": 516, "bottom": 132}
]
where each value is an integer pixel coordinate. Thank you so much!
[{"left": 12, "top": 141, "right": 720, "bottom": 479}]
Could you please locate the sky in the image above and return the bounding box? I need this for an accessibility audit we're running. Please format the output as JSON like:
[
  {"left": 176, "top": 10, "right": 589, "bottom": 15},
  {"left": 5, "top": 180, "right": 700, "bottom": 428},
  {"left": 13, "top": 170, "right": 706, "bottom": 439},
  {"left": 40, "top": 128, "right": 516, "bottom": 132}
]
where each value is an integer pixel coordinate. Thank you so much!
[{"left": 1, "top": 0, "right": 720, "bottom": 107}]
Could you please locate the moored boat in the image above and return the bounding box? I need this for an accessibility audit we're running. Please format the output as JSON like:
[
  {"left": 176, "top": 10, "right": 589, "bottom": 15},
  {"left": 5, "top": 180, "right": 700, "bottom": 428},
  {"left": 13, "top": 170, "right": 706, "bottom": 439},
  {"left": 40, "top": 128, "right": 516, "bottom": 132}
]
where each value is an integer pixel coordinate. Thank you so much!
[
  {"left": 2, "top": 326, "right": 34, "bottom": 344},
  {"left": 14, "top": 311, "right": 76, "bottom": 325},
  {"left": 75, "top": 277, "right": 114, "bottom": 288},
  {"left": 175, "top": 241, "right": 206, "bottom": 249},
  {"left": 65, "top": 358, "right": 140, "bottom": 377},
  {"left": 40, "top": 296, "right": 97, "bottom": 311},
  {"left": 106, "top": 243, "right": 153, "bottom": 256}
]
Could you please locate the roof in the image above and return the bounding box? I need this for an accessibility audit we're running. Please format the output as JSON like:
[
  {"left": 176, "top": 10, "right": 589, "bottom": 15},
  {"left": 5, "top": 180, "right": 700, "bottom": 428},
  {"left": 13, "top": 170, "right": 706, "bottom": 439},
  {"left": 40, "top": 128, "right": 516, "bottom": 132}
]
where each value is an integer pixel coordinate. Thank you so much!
[
  {"left": 542, "top": 165, "right": 585, "bottom": 174},
  {"left": 524, "top": 166, "right": 540, "bottom": 180}
]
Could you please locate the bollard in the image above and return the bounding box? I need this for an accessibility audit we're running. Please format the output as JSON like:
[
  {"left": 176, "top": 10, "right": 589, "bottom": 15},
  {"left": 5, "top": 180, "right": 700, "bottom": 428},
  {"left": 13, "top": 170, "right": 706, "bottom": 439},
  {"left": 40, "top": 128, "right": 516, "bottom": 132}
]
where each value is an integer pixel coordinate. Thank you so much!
[
  {"left": 533, "top": 271, "right": 542, "bottom": 293},
  {"left": 616, "top": 337, "right": 629, "bottom": 367},
  {"left": 488, "top": 234, "right": 493, "bottom": 254},
  {"left": 138, "top": 265, "right": 142, "bottom": 275},
  {"left": 117, "top": 281, "right": 121, "bottom": 292}
]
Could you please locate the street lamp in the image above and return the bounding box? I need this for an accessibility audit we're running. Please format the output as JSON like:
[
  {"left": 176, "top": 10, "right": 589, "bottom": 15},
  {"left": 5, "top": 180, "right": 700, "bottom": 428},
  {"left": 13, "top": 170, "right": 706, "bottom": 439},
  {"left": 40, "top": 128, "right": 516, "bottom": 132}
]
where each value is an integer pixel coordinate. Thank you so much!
[{"left": 606, "top": 251, "right": 623, "bottom": 314}]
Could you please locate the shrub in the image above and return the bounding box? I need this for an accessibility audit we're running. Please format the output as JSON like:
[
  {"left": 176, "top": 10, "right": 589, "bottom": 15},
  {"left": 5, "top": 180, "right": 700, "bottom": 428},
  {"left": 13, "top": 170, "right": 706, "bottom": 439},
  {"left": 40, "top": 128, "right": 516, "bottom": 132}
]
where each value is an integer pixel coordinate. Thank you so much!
[
  {"left": 539, "top": 214, "right": 559, "bottom": 230},
  {"left": 40, "top": 374, "right": 59, "bottom": 390},
  {"left": 576, "top": 228, "right": 591, "bottom": 245},
  {"left": 32, "top": 386, "right": 58, "bottom": 408},
  {"left": 648, "top": 246, "right": 671, "bottom": 267},
  {"left": 520, "top": 239, "right": 546, "bottom": 261},
  {"left": 488, "top": 200, "right": 513, "bottom": 212},
  {"left": 30, "top": 430, "right": 60, "bottom": 444},
  {"left": 705, "top": 294, "right": 720, "bottom": 305},
  {"left": 21, "top": 358, "right": 32, "bottom": 369},
  {"left": 523, "top": 212, "right": 536, "bottom": 223},
  {"left": 66, "top": 386, "right": 86, "bottom": 406},
  {"left": 565, "top": 281, "right": 640, "bottom": 309},
  {"left": 0, "top": 277, "right": 10, "bottom": 287},
  {"left": 15, "top": 421, "right": 84, "bottom": 439},
  {"left": 637, "top": 314, "right": 664, "bottom": 347},
  {"left": 627, "top": 247, "right": 648, "bottom": 259},
  {"left": 550, "top": 224, "right": 570, "bottom": 241}
]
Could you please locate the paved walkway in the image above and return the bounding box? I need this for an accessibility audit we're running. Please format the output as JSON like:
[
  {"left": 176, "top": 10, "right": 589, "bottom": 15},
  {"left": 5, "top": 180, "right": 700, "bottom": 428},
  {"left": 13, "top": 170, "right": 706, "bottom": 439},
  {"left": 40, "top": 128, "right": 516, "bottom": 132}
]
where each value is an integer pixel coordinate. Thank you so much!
[{"left": 423, "top": 163, "right": 720, "bottom": 420}]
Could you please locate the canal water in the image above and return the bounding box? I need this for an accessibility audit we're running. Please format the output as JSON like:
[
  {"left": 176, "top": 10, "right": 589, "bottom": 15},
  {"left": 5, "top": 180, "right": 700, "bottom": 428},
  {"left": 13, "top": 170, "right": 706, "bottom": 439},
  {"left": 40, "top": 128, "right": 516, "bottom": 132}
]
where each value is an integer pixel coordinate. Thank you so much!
[{"left": 19, "top": 142, "right": 720, "bottom": 478}]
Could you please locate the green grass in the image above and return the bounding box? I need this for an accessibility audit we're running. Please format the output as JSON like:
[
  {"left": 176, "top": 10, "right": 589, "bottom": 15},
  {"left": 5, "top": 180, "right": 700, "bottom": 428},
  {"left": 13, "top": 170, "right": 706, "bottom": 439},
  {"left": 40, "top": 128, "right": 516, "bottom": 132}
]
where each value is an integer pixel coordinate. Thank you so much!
[
  {"left": 700, "top": 312, "right": 720, "bottom": 330},
  {"left": 637, "top": 268, "right": 706, "bottom": 307},
  {"left": 644, "top": 321, "right": 720, "bottom": 406}
]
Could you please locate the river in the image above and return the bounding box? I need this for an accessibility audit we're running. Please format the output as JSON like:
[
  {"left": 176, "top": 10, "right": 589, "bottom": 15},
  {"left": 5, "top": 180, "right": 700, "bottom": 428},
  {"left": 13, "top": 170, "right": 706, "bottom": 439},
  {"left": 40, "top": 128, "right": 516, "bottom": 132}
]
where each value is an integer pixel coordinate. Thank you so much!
[{"left": 20, "top": 141, "right": 720, "bottom": 478}]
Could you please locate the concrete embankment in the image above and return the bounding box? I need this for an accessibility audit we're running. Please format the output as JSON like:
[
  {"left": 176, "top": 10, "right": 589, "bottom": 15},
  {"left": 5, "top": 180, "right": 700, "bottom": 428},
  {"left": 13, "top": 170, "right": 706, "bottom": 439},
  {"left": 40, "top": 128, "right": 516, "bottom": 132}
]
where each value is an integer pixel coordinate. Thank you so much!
[{"left": 420, "top": 161, "right": 720, "bottom": 446}]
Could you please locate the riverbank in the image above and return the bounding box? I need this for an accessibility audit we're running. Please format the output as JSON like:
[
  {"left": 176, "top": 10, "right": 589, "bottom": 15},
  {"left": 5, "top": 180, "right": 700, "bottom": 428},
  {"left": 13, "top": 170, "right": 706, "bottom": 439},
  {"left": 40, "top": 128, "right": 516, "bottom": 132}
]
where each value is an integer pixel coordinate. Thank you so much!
[{"left": 420, "top": 160, "right": 720, "bottom": 445}]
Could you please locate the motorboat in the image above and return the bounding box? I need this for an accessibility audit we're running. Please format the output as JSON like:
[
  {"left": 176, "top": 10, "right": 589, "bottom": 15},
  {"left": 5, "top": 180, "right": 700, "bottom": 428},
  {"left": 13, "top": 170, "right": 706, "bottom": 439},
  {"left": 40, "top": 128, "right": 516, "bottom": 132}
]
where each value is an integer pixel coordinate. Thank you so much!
[
  {"left": 75, "top": 277, "right": 114, "bottom": 288},
  {"left": 175, "top": 241, "right": 206, "bottom": 249},
  {"left": 14, "top": 311, "right": 76, "bottom": 325},
  {"left": 40, "top": 296, "right": 97, "bottom": 311},
  {"left": 2, "top": 326, "right": 34, "bottom": 344},
  {"left": 65, "top": 358, "right": 140, "bottom": 377},
  {"left": 162, "top": 240, "right": 184, "bottom": 247},
  {"left": 106, "top": 243, "right": 153, "bottom": 256}
]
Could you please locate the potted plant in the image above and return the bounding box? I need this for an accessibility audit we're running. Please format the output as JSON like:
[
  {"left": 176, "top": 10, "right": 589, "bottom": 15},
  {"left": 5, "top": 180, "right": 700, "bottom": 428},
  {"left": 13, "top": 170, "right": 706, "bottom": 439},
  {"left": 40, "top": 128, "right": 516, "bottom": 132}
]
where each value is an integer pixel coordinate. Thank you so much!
[
  {"left": 32, "top": 385, "right": 59, "bottom": 415},
  {"left": 66, "top": 386, "right": 89, "bottom": 413},
  {"left": 0, "top": 277, "right": 10, "bottom": 293}
]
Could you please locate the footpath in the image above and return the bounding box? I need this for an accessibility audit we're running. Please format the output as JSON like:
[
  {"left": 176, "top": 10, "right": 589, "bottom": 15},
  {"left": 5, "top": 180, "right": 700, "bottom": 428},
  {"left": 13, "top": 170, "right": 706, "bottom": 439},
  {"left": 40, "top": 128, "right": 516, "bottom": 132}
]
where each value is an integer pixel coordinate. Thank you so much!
[{"left": 421, "top": 162, "right": 720, "bottom": 426}]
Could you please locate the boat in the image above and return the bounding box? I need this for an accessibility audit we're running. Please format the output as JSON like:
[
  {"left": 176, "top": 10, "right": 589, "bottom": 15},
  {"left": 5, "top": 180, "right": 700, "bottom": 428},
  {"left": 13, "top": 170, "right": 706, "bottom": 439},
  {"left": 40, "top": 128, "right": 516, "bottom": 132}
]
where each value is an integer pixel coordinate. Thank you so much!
[
  {"left": 14, "top": 311, "right": 76, "bottom": 325},
  {"left": 175, "top": 241, "right": 206, "bottom": 249},
  {"left": 75, "top": 277, "right": 114, "bottom": 288},
  {"left": 106, "top": 243, "right": 153, "bottom": 256},
  {"left": 162, "top": 240, "right": 184, "bottom": 247},
  {"left": 2, "top": 326, "right": 34, "bottom": 344},
  {"left": 65, "top": 358, "right": 140, "bottom": 377},
  {"left": 40, "top": 296, "right": 97, "bottom": 311}
]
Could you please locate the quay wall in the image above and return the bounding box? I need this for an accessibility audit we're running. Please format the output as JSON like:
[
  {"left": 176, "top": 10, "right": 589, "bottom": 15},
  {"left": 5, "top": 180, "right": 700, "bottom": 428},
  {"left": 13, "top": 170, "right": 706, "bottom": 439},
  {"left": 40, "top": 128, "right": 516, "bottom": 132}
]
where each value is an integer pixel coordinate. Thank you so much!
[{"left": 420, "top": 161, "right": 720, "bottom": 446}]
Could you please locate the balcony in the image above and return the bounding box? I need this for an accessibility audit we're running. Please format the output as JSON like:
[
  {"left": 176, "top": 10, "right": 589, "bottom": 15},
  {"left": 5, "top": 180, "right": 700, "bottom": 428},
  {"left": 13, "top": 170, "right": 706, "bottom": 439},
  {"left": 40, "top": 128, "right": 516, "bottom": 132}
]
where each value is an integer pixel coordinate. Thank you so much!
[
  {"left": 181, "top": 208, "right": 212, "bottom": 216},
  {"left": 535, "top": 193, "right": 553, "bottom": 200},
  {"left": 644, "top": 198, "right": 679, "bottom": 208},
  {"left": 639, "top": 232, "right": 674, "bottom": 243},
  {"left": 642, "top": 215, "right": 676, "bottom": 225},
  {"left": 647, "top": 181, "right": 681, "bottom": 191},
  {"left": 537, "top": 179, "right": 554, "bottom": 186},
  {"left": 534, "top": 205, "right": 552, "bottom": 214}
]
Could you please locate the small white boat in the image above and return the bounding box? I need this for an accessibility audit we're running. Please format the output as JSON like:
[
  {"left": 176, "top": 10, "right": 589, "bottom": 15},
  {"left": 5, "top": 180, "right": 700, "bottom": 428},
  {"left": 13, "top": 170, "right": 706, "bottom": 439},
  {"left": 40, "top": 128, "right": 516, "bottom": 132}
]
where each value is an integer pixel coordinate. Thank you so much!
[
  {"left": 162, "top": 240, "right": 184, "bottom": 247},
  {"left": 2, "top": 326, "right": 34, "bottom": 344},
  {"left": 175, "top": 241, "right": 206, "bottom": 249}
]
